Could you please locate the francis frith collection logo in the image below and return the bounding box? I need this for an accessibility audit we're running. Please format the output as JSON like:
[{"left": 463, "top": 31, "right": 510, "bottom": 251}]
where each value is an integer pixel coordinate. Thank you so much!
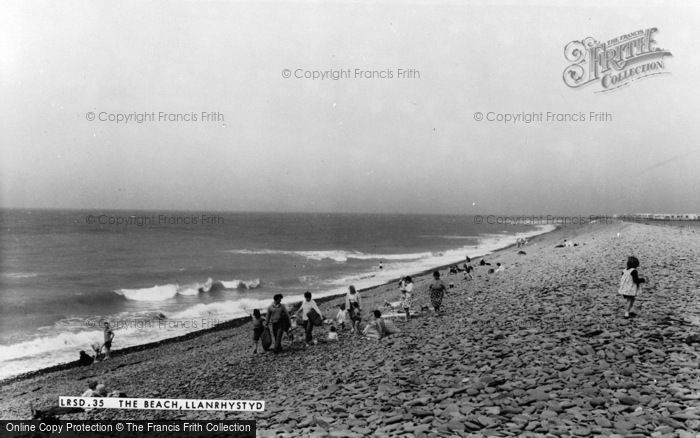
[{"left": 563, "top": 28, "right": 672, "bottom": 92}]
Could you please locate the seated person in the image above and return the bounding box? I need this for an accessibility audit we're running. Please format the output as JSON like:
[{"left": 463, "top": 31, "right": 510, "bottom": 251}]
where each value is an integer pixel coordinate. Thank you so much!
[
  {"left": 363, "top": 310, "right": 388, "bottom": 338},
  {"left": 327, "top": 326, "right": 339, "bottom": 342},
  {"left": 32, "top": 381, "right": 100, "bottom": 420},
  {"left": 78, "top": 350, "right": 94, "bottom": 366}
]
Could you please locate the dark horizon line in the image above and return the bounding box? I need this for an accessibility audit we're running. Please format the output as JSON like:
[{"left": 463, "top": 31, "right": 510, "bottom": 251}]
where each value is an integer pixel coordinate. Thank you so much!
[{"left": 1, "top": 206, "right": 689, "bottom": 216}]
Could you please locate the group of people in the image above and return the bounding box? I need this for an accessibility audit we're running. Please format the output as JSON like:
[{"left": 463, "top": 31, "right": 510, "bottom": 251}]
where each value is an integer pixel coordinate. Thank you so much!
[
  {"left": 78, "top": 321, "right": 115, "bottom": 366},
  {"left": 251, "top": 281, "right": 414, "bottom": 354},
  {"left": 31, "top": 380, "right": 126, "bottom": 421}
]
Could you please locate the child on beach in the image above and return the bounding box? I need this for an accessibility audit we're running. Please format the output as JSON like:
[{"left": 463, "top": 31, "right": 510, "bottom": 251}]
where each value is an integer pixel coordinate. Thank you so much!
[
  {"left": 618, "top": 256, "right": 646, "bottom": 318},
  {"left": 349, "top": 301, "right": 362, "bottom": 334},
  {"left": 327, "top": 326, "right": 339, "bottom": 342},
  {"left": 335, "top": 304, "right": 348, "bottom": 330},
  {"left": 252, "top": 309, "right": 264, "bottom": 354},
  {"left": 463, "top": 264, "right": 473, "bottom": 280}
]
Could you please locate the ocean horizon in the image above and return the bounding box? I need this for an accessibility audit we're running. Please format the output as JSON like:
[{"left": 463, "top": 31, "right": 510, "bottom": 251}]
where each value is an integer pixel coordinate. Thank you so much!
[{"left": 0, "top": 208, "right": 552, "bottom": 380}]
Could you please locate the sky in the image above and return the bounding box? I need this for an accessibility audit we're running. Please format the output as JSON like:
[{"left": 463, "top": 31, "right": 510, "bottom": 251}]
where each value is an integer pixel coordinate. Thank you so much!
[{"left": 1, "top": 0, "right": 698, "bottom": 215}]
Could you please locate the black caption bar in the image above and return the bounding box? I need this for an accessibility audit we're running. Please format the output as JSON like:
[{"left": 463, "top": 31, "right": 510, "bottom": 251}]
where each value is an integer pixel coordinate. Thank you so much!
[{"left": 0, "top": 420, "right": 255, "bottom": 438}]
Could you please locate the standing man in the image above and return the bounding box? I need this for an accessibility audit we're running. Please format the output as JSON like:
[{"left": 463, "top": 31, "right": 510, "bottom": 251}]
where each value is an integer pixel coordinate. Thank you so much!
[
  {"left": 300, "top": 291, "right": 323, "bottom": 346},
  {"left": 102, "top": 321, "right": 115, "bottom": 360},
  {"left": 265, "top": 294, "right": 290, "bottom": 353}
]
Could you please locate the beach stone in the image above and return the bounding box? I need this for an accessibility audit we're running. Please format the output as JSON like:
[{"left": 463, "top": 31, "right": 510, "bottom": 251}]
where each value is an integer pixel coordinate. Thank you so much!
[
  {"left": 595, "top": 417, "right": 612, "bottom": 428},
  {"left": 446, "top": 420, "right": 465, "bottom": 431},
  {"left": 410, "top": 408, "right": 432, "bottom": 418},
  {"left": 614, "top": 420, "right": 635, "bottom": 431},
  {"left": 483, "top": 406, "right": 500, "bottom": 415},
  {"left": 618, "top": 395, "right": 639, "bottom": 405},
  {"left": 529, "top": 388, "right": 549, "bottom": 401},
  {"left": 572, "top": 426, "right": 591, "bottom": 436},
  {"left": 329, "top": 430, "right": 360, "bottom": 438},
  {"left": 500, "top": 406, "right": 523, "bottom": 415}
]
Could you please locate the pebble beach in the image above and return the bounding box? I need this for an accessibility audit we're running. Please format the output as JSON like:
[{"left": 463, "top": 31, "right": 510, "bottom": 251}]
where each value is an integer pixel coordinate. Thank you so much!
[{"left": 1, "top": 221, "right": 699, "bottom": 438}]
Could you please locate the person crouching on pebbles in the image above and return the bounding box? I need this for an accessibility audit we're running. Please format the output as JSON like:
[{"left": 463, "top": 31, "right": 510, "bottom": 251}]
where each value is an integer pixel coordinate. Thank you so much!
[
  {"left": 618, "top": 256, "right": 646, "bottom": 318},
  {"left": 428, "top": 271, "right": 447, "bottom": 315},
  {"left": 300, "top": 291, "right": 323, "bottom": 346}
]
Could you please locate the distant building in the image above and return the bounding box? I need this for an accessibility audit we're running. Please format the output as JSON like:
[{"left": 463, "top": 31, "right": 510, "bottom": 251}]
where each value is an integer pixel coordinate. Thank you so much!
[{"left": 623, "top": 213, "right": 699, "bottom": 221}]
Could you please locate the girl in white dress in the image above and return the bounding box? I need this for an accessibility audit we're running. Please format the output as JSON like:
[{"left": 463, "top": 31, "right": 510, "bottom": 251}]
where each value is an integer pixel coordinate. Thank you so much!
[{"left": 618, "top": 256, "right": 646, "bottom": 318}]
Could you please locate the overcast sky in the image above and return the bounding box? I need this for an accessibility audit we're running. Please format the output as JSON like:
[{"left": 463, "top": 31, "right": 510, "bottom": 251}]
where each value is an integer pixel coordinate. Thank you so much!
[{"left": 1, "top": 0, "right": 698, "bottom": 215}]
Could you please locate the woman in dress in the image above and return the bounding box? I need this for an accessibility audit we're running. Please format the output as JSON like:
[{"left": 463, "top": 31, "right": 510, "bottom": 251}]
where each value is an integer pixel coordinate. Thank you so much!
[{"left": 345, "top": 285, "right": 362, "bottom": 312}]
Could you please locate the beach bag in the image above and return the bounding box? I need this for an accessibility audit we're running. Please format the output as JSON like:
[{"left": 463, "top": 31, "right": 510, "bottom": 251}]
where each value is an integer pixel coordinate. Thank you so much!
[
  {"left": 308, "top": 308, "right": 323, "bottom": 327},
  {"left": 260, "top": 327, "right": 272, "bottom": 351}
]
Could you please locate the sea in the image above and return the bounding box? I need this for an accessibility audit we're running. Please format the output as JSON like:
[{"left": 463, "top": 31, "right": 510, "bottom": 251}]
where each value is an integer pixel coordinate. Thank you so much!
[{"left": 0, "top": 209, "right": 553, "bottom": 380}]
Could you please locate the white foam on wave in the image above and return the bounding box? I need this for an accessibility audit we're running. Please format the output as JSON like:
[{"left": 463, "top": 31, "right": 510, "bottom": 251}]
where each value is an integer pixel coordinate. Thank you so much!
[
  {"left": 2, "top": 272, "right": 39, "bottom": 279},
  {"left": 220, "top": 279, "right": 261, "bottom": 289},
  {"left": 226, "top": 248, "right": 431, "bottom": 263},
  {"left": 113, "top": 277, "right": 260, "bottom": 301},
  {"left": 114, "top": 284, "right": 179, "bottom": 301},
  {"left": 328, "top": 225, "right": 556, "bottom": 290},
  {"left": 178, "top": 278, "right": 212, "bottom": 295}
]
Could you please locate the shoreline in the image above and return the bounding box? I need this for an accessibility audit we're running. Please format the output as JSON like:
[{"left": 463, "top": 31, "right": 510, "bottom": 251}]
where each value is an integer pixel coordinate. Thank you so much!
[
  {"left": 0, "top": 224, "right": 557, "bottom": 386},
  {"left": 0, "top": 219, "right": 700, "bottom": 438},
  {"left": 5, "top": 219, "right": 698, "bottom": 436}
]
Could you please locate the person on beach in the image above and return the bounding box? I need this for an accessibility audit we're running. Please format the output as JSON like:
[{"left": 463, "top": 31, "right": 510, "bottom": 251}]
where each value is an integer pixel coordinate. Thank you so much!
[
  {"left": 300, "top": 291, "right": 323, "bottom": 346},
  {"left": 335, "top": 303, "right": 348, "bottom": 330},
  {"left": 400, "top": 276, "right": 414, "bottom": 320},
  {"left": 463, "top": 264, "right": 474, "bottom": 280},
  {"left": 265, "top": 294, "right": 291, "bottom": 353},
  {"left": 618, "top": 256, "right": 646, "bottom": 318},
  {"left": 31, "top": 381, "right": 99, "bottom": 420},
  {"left": 327, "top": 326, "right": 339, "bottom": 342},
  {"left": 78, "top": 350, "right": 94, "bottom": 366},
  {"left": 252, "top": 309, "right": 264, "bottom": 354},
  {"left": 346, "top": 285, "right": 362, "bottom": 312},
  {"left": 428, "top": 271, "right": 447, "bottom": 314},
  {"left": 102, "top": 322, "right": 114, "bottom": 360},
  {"left": 363, "top": 310, "right": 388, "bottom": 339},
  {"left": 349, "top": 301, "right": 362, "bottom": 334}
]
